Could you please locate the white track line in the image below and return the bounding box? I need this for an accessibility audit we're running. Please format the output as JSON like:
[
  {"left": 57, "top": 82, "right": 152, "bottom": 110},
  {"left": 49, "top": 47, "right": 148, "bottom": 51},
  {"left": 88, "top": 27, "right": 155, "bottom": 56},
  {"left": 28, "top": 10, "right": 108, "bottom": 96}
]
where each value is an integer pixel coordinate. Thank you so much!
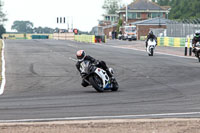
[
  {"left": 113, "top": 45, "right": 196, "bottom": 59},
  {"left": 95, "top": 43, "right": 196, "bottom": 59},
  {"left": 1, "top": 112, "right": 200, "bottom": 123},
  {"left": 0, "top": 40, "right": 6, "bottom": 95}
]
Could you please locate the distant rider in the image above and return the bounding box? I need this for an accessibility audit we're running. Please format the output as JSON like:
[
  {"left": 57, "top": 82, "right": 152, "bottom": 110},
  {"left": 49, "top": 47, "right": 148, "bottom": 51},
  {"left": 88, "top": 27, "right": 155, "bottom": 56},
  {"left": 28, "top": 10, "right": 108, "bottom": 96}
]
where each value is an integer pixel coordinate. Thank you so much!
[
  {"left": 76, "top": 50, "right": 113, "bottom": 87},
  {"left": 146, "top": 31, "right": 157, "bottom": 48},
  {"left": 192, "top": 30, "right": 200, "bottom": 56}
]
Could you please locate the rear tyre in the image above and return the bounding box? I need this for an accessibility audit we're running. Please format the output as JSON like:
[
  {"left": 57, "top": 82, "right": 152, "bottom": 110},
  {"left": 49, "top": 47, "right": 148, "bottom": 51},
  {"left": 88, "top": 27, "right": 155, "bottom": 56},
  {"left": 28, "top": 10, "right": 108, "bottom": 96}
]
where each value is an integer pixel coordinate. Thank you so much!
[
  {"left": 89, "top": 74, "right": 104, "bottom": 92},
  {"left": 197, "top": 51, "right": 200, "bottom": 62},
  {"left": 111, "top": 79, "right": 119, "bottom": 91}
]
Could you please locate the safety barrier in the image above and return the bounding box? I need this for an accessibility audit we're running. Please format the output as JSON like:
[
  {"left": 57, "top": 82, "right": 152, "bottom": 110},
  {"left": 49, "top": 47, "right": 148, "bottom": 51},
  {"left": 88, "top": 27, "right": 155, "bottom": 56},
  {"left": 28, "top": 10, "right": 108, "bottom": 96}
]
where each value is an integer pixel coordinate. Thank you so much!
[
  {"left": 157, "top": 37, "right": 187, "bottom": 47},
  {"left": 140, "top": 36, "right": 147, "bottom": 41},
  {"left": 2, "top": 34, "right": 53, "bottom": 40},
  {"left": 53, "top": 33, "right": 74, "bottom": 40},
  {"left": 157, "top": 37, "right": 193, "bottom": 56},
  {"left": 74, "top": 35, "right": 95, "bottom": 43}
]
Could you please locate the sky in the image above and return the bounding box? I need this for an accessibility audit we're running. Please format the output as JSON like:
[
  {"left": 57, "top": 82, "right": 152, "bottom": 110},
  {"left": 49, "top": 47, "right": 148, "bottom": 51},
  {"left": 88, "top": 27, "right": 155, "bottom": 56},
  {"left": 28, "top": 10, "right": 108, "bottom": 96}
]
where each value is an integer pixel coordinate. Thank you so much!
[{"left": 3, "top": 0, "right": 133, "bottom": 32}]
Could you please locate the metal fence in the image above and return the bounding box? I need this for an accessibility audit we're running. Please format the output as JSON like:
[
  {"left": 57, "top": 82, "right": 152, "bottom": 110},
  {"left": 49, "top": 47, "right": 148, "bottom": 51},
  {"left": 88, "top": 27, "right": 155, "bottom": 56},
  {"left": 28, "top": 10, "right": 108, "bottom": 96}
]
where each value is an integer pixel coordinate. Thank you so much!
[
  {"left": 166, "top": 19, "right": 200, "bottom": 38},
  {"left": 150, "top": 28, "right": 166, "bottom": 37}
]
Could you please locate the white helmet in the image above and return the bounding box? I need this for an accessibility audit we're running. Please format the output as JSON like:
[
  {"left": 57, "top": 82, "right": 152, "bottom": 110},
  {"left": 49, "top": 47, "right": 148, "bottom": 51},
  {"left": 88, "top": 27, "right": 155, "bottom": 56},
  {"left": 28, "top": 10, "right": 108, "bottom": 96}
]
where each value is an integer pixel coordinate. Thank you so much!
[{"left": 195, "top": 30, "right": 200, "bottom": 37}]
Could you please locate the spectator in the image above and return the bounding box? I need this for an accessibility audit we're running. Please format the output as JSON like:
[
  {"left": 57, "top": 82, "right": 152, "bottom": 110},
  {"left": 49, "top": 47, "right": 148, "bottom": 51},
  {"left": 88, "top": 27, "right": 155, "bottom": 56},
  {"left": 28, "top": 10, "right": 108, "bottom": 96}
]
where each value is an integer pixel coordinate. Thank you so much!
[{"left": 112, "top": 30, "right": 115, "bottom": 39}]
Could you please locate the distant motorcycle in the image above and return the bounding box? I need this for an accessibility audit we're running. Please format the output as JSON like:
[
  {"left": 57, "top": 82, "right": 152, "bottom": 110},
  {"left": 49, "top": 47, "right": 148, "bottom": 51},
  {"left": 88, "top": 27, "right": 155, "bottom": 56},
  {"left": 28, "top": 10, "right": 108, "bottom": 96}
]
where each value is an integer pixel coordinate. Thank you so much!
[
  {"left": 147, "top": 38, "right": 157, "bottom": 56},
  {"left": 79, "top": 60, "right": 119, "bottom": 92},
  {"left": 194, "top": 42, "right": 200, "bottom": 62},
  {"left": 118, "top": 33, "right": 122, "bottom": 40}
]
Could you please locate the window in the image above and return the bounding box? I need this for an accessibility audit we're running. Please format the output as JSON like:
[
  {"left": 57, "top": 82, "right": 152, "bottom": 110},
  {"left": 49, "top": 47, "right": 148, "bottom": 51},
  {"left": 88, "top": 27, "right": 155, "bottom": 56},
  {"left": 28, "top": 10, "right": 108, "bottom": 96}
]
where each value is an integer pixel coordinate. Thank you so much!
[
  {"left": 137, "top": 13, "right": 141, "bottom": 19},
  {"left": 120, "top": 14, "right": 123, "bottom": 19},
  {"left": 128, "top": 12, "right": 136, "bottom": 19},
  {"left": 105, "top": 16, "right": 110, "bottom": 21},
  {"left": 111, "top": 16, "right": 114, "bottom": 21},
  {"left": 152, "top": 13, "right": 158, "bottom": 18},
  {"left": 148, "top": 13, "right": 152, "bottom": 18},
  {"left": 128, "top": 12, "right": 141, "bottom": 19},
  {"left": 148, "top": 12, "right": 163, "bottom": 18}
]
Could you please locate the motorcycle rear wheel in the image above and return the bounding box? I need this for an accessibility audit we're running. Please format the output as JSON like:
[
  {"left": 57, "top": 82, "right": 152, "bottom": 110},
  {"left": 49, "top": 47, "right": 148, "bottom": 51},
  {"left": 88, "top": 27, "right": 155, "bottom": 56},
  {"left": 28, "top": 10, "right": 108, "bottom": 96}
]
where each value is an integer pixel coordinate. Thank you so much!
[{"left": 111, "top": 79, "right": 119, "bottom": 91}]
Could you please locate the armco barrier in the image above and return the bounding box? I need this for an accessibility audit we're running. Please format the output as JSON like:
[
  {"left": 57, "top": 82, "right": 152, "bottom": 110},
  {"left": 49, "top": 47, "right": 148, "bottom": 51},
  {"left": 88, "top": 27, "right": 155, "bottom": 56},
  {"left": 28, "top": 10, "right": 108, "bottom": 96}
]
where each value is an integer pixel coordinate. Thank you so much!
[
  {"left": 157, "top": 37, "right": 186, "bottom": 47},
  {"left": 2, "top": 33, "right": 53, "bottom": 40},
  {"left": 158, "top": 37, "right": 193, "bottom": 56},
  {"left": 53, "top": 33, "right": 74, "bottom": 40},
  {"left": 74, "top": 35, "right": 95, "bottom": 43},
  {"left": 140, "top": 36, "right": 147, "bottom": 41}
]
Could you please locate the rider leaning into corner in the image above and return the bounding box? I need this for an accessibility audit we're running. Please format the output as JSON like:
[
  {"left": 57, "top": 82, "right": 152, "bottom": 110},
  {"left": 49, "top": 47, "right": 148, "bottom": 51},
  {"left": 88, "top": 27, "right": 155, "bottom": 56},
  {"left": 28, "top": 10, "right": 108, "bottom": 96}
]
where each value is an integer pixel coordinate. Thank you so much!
[
  {"left": 145, "top": 31, "right": 157, "bottom": 48},
  {"left": 76, "top": 50, "right": 114, "bottom": 87},
  {"left": 192, "top": 30, "right": 200, "bottom": 56}
]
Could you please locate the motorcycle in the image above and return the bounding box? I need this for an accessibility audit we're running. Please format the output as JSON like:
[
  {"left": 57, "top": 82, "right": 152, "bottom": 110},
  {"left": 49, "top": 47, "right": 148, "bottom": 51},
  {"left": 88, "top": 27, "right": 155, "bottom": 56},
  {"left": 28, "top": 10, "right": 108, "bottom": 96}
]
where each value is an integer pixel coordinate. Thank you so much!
[
  {"left": 79, "top": 60, "right": 119, "bottom": 92},
  {"left": 194, "top": 42, "right": 200, "bottom": 62},
  {"left": 147, "top": 38, "right": 157, "bottom": 56},
  {"left": 118, "top": 33, "right": 122, "bottom": 40}
]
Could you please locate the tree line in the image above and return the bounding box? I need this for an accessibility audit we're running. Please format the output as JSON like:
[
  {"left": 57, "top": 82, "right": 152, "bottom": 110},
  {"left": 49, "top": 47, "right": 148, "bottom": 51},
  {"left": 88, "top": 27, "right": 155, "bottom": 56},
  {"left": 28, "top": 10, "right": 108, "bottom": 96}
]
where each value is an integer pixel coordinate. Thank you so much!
[
  {"left": 153, "top": 0, "right": 200, "bottom": 20},
  {"left": 0, "top": 0, "right": 7, "bottom": 38},
  {"left": 11, "top": 21, "right": 56, "bottom": 33}
]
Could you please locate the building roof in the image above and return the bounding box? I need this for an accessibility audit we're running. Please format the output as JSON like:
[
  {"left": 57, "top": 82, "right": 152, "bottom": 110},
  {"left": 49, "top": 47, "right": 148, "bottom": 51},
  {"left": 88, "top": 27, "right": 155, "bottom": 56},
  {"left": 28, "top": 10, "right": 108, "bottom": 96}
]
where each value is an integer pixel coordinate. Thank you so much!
[
  {"left": 120, "top": 0, "right": 168, "bottom": 11},
  {"left": 131, "top": 17, "right": 171, "bottom": 25}
]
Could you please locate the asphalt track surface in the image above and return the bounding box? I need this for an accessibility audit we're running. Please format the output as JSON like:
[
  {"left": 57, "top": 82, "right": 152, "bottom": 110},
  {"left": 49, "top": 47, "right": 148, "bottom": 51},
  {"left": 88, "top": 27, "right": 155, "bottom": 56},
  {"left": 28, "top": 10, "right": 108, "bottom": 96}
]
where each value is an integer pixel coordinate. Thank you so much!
[{"left": 0, "top": 39, "right": 200, "bottom": 122}]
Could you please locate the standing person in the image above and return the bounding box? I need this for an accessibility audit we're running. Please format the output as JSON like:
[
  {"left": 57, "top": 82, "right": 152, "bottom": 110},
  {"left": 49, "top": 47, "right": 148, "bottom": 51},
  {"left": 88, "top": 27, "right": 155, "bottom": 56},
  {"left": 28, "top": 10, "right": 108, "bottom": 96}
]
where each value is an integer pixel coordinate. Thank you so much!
[
  {"left": 109, "top": 31, "right": 112, "bottom": 40},
  {"left": 112, "top": 30, "right": 115, "bottom": 39},
  {"left": 114, "top": 30, "right": 117, "bottom": 39}
]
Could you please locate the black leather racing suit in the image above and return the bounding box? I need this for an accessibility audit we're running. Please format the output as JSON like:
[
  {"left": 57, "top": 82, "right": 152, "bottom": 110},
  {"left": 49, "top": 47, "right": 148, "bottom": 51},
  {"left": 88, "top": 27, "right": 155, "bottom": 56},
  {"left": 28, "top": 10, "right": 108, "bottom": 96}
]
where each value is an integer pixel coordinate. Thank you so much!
[
  {"left": 192, "top": 36, "right": 200, "bottom": 57},
  {"left": 76, "top": 55, "right": 112, "bottom": 87},
  {"left": 146, "top": 34, "right": 157, "bottom": 48}
]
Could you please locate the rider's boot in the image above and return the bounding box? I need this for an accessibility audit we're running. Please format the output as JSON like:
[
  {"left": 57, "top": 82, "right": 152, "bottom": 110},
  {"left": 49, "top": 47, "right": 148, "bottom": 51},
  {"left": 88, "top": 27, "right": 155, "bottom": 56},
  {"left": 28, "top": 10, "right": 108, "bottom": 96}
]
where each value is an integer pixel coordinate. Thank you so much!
[{"left": 105, "top": 69, "right": 115, "bottom": 82}]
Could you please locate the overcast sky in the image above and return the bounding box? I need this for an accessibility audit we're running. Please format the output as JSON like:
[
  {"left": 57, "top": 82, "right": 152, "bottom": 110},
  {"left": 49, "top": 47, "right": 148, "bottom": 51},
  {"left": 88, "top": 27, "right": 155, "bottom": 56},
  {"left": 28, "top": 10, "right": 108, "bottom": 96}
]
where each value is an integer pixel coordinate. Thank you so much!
[{"left": 3, "top": 0, "right": 133, "bottom": 32}]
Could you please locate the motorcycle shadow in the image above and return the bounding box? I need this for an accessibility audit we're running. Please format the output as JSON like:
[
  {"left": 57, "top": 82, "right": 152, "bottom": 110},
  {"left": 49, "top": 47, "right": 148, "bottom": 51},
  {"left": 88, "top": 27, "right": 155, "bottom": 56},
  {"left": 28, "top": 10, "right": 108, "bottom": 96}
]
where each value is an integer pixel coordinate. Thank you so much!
[{"left": 83, "top": 89, "right": 120, "bottom": 94}]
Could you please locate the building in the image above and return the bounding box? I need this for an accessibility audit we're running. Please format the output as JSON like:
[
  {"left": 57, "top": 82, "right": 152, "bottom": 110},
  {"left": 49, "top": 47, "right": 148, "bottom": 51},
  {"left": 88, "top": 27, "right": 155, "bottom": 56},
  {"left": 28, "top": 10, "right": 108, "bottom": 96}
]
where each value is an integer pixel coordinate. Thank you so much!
[
  {"left": 101, "top": 0, "right": 171, "bottom": 38},
  {"left": 131, "top": 17, "right": 170, "bottom": 40},
  {"left": 118, "top": 0, "right": 170, "bottom": 24},
  {"left": 99, "top": 14, "right": 119, "bottom": 27}
]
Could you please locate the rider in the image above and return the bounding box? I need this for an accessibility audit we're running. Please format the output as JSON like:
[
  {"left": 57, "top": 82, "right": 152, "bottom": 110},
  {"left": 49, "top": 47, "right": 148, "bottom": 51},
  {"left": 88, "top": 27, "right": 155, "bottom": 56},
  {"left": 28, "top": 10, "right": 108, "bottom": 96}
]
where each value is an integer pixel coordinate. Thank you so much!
[
  {"left": 146, "top": 31, "right": 157, "bottom": 48},
  {"left": 192, "top": 30, "right": 200, "bottom": 56},
  {"left": 76, "top": 50, "right": 113, "bottom": 87}
]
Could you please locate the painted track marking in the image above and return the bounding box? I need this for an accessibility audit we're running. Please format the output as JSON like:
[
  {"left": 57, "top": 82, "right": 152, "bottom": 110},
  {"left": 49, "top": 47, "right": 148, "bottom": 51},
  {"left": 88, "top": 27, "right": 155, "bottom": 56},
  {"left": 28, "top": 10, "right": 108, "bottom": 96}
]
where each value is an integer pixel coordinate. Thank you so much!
[
  {"left": 1, "top": 112, "right": 200, "bottom": 123},
  {"left": 0, "top": 40, "right": 6, "bottom": 95}
]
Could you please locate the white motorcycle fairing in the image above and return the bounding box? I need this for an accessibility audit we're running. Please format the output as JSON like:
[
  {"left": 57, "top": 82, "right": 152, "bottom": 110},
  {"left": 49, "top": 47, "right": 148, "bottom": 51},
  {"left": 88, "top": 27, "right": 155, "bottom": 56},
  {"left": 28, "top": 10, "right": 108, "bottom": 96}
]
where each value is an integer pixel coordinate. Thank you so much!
[
  {"left": 94, "top": 68, "right": 111, "bottom": 89},
  {"left": 147, "top": 39, "right": 156, "bottom": 55}
]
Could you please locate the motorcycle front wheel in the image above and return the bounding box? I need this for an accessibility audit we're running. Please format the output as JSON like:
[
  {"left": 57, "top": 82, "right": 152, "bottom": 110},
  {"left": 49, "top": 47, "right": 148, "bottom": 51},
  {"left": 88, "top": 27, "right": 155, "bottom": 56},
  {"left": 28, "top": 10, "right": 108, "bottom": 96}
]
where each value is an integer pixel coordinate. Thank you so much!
[
  {"left": 148, "top": 48, "right": 154, "bottom": 56},
  {"left": 89, "top": 74, "right": 104, "bottom": 92}
]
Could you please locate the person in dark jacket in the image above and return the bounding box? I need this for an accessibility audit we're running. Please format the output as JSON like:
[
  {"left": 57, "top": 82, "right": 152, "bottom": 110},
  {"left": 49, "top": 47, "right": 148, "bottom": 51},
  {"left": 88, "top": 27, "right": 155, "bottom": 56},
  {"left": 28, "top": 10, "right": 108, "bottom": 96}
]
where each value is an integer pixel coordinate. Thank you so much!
[
  {"left": 146, "top": 31, "right": 157, "bottom": 48},
  {"left": 76, "top": 50, "right": 113, "bottom": 87},
  {"left": 192, "top": 30, "right": 200, "bottom": 56}
]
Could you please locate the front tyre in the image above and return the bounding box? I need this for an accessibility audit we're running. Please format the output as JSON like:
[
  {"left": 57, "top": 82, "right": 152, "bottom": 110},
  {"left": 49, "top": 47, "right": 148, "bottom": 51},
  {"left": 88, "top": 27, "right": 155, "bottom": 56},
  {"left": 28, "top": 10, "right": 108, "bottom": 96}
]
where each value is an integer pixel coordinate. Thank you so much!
[
  {"left": 151, "top": 48, "right": 154, "bottom": 56},
  {"left": 148, "top": 47, "right": 153, "bottom": 56},
  {"left": 89, "top": 74, "right": 104, "bottom": 92}
]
